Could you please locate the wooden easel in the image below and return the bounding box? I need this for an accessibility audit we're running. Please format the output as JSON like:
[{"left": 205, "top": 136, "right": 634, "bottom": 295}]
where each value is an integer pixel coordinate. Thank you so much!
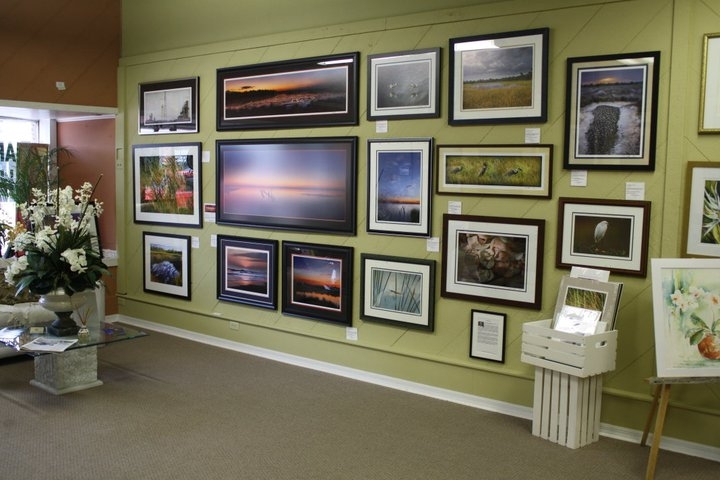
[{"left": 641, "top": 376, "right": 720, "bottom": 480}]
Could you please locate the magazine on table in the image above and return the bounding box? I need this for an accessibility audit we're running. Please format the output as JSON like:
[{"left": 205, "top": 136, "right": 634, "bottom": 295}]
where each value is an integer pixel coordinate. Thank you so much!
[{"left": 21, "top": 337, "right": 78, "bottom": 352}]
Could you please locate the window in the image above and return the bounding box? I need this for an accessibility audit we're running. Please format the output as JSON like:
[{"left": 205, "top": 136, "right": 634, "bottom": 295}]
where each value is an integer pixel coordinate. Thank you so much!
[{"left": 0, "top": 117, "right": 39, "bottom": 224}]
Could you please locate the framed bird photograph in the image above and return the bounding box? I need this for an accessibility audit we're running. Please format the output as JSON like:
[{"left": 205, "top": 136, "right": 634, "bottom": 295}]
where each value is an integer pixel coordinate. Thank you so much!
[{"left": 556, "top": 197, "right": 651, "bottom": 277}]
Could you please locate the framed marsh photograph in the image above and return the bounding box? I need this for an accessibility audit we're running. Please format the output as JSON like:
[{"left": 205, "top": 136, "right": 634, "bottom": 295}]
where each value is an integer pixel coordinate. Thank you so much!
[
  {"left": 449, "top": 28, "right": 548, "bottom": 125},
  {"left": 217, "top": 235, "right": 278, "bottom": 310},
  {"left": 556, "top": 197, "right": 651, "bottom": 277},
  {"left": 436, "top": 144, "right": 553, "bottom": 198},
  {"left": 143, "top": 232, "right": 191, "bottom": 300},
  {"left": 216, "top": 52, "right": 359, "bottom": 130},
  {"left": 282, "top": 241, "right": 353, "bottom": 326},
  {"left": 469, "top": 310, "right": 506, "bottom": 363},
  {"left": 132, "top": 142, "right": 202, "bottom": 228},
  {"left": 684, "top": 162, "right": 720, "bottom": 257},
  {"left": 651, "top": 258, "right": 720, "bottom": 377},
  {"left": 564, "top": 51, "right": 660, "bottom": 170},
  {"left": 138, "top": 77, "right": 199, "bottom": 134},
  {"left": 367, "top": 48, "right": 440, "bottom": 120},
  {"left": 216, "top": 137, "right": 357, "bottom": 234},
  {"left": 360, "top": 254, "right": 436, "bottom": 331},
  {"left": 551, "top": 276, "right": 623, "bottom": 335},
  {"left": 699, "top": 33, "right": 720, "bottom": 132},
  {"left": 441, "top": 214, "right": 545, "bottom": 310},
  {"left": 367, "top": 138, "right": 432, "bottom": 237}
]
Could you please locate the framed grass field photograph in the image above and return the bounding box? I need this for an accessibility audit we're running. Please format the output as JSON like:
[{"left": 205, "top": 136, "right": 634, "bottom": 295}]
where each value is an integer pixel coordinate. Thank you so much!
[
  {"left": 143, "top": 232, "right": 191, "bottom": 300},
  {"left": 217, "top": 235, "right": 278, "bottom": 310},
  {"left": 551, "top": 276, "right": 623, "bottom": 334}
]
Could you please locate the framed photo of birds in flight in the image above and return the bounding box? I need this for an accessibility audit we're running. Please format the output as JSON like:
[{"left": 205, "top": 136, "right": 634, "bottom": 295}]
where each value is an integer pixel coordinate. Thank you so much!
[
  {"left": 436, "top": 144, "right": 552, "bottom": 198},
  {"left": 556, "top": 197, "right": 651, "bottom": 277}
]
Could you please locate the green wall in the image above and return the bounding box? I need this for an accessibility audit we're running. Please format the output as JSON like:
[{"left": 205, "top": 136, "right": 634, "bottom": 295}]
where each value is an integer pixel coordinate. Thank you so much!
[{"left": 118, "top": 0, "right": 720, "bottom": 448}]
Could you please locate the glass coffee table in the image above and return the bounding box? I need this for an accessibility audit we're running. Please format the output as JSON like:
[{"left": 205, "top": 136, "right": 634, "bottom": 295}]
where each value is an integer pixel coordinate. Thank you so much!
[{"left": 0, "top": 322, "right": 147, "bottom": 395}]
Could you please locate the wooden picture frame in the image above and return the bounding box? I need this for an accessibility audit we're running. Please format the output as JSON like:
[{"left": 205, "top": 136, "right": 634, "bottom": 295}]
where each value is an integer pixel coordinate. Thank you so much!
[
  {"left": 138, "top": 77, "right": 199, "bottom": 134},
  {"left": 217, "top": 235, "right": 278, "bottom": 310},
  {"left": 469, "top": 309, "right": 506, "bottom": 363},
  {"left": 684, "top": 162, "right": 720, "bottom": 257},
  {"left": 699, "top": 33, "right": 720, "bottom": 132},
  {"left": 143, "top": 232, "right": 191, "bottom": 300}
]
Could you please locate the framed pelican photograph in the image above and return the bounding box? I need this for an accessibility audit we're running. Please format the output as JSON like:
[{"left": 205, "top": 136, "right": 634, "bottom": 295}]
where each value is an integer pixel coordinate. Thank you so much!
[{"left": 556, "top": 197, "right": 651, "bottom": 277}]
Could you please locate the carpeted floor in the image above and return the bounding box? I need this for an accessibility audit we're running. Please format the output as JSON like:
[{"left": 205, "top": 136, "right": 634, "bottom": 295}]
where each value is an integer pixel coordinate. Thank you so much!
[{"left": 0, "top": 326, "right": 717, "bottom": 479}]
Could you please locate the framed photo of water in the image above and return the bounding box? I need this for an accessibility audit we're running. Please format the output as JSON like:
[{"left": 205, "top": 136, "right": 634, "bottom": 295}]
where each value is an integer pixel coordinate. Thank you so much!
[
  {"left": 217, "top": 235, "right": 278, "bottom": 310},
  {"left": 563, "top": 51, "right": 660, "bottom": 170}
]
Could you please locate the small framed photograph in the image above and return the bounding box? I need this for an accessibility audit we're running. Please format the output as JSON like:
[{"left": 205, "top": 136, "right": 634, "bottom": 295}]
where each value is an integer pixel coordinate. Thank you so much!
[
  {"left": 217, "top": 235, "right": 278, "bottom": 310},
  {"left": 282, "top": 241, "right": 353, "bottom": 326},
  {"left": 469, "top": 310, "right": 506, "bottom": 363},
  {"left": 449, "top": 28, "right": 548, "bottom": 125},
  {"left": 651, "top": 258, "right": 720, "bottom": 377},
  {"left": 133, "top": 142, "right": 203, "bottom": 228},
  {"left": 138, "top": 77, "right": 199, "bottom": 134},
  {"left": 360, "top": 254, "right": 436, "bottom": 331},
  {"left": 367, "top": 138, "right": 433, "bottom": 237},
  {"left": 441, "top": 214, "right": 545, "bottom": 310},
  {"left": 551, "top": 276, "right": 623, "bottom": 335},
  {"left": 700, "top": 33, "right": 720, "bottom": 132},
  {"left": 216, "top": 52, "right": 359, "bottom": 130},
  {"left": 564, "top": 51, "right": 660, "bottom": 170},
  {"left": 556, "top": 197, "right": 651, "bottom": 277},
  {"left": 143, "top": 232, "right": 191, "bottom": 300},
  {"left": 367, "top": 48, "right": 440, "bottom": 120},
  {"left": 684, "top": 162, "right": 720, "bottom": 257},
  {"left": 436, "top": 144, "right": 553, "bottom": 198}
]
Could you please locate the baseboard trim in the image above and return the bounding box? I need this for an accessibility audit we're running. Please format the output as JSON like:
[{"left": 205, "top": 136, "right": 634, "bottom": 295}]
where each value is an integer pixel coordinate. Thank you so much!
[{"left": 115, "top": 314, "right": 720, "bottom": 463}]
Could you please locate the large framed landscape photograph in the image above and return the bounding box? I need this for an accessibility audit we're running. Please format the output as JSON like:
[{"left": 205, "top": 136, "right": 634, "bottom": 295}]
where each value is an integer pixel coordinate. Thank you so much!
[
  {"left": 217, "top": 235, "right": 278, "bottom": 310},
  {"left": 216, "top": 52, "right": 359, "bottom": 130},
  {"left": 216, "top": 137, "right": 357, "bottom": 234},
  {"left": 138, "top": 77, "right": 199, "bottom": 134},
  {"left": 143, "top": 232, "right": 191, "bottom": 300}
]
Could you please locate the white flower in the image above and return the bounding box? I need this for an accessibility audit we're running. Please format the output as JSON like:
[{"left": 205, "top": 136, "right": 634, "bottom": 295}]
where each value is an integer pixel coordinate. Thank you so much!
[
  {"left": 33, "top": 226, "right": 57, "bottom": 254},
  {"left": 60, "top": 248, "right": 88, "bottom": 273},
  {"left": 4, "top": 255, "right": 28, "bottom": 285}
]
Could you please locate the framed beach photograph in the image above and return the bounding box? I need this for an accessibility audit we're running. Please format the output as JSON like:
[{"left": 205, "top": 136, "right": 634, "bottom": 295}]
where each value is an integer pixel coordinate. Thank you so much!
[
  {"left": 684, "top": 162, "right": 720, "bottom": 257},
  {"left": 217, "top": 235, "right": 278, "bottom": 310},
  {"left": 367, "top": 138, "right": 432, "bottom": 237},
  {"left": 216, "top": 52, "right": 359, "bottom": 130},
  {"left": 441, "top": 214, "right": 545, "bottom": 310},
  {"left": 282, "top": 241, "right": 353, "bottom": 326},
  {"left": 469, "top": 310, "right": 506, "bottom": 363},
  {"left": 133, "top": 142, "right": 202, "bottom": 228},
  {"left": 699, "top": 33, "right": 720, "bottom": 132},
  {"left": 564, "top": 51, "right": 660, "bottom": 170},
  {"left": 651, "top": 258, "right": 720, "bottom": 377},
  {"left": 143, "top": 232, "right": 191, "bottom": 300},
  {"left": 551, "top": 276, "right": 623, "bottom": 335},
  {"left": 556, "top": 197, "right": 651, "bottom": 277},
  {"left": 360, "top": 254, "right": 436, "bottom": 331},
  {"left": 436, "top": 144, "right": 553, "bottom": 198},
  {"left": 216, "top": 137, "right": 357, "bottom": 234},
  {"left": 138, "top": 77, "right": 199, "bottom": 134},
  {"left": 367, "top": 48, "right": 440, "bottom": 120},
  {"left": 449, "top": 28, "right": 548, "bottom": 125}
]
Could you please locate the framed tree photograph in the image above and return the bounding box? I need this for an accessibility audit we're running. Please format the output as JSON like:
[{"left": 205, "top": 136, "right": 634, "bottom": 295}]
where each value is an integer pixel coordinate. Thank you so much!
[
  {"left": 138, "top": 77, "right": 199, "bottom": 134},
  {"left": 684, "top": 162, "right": 720, "bottom": 257},
  {"left": 441, "top": 214, "right": 544, "bottom": 309},
  {"left": 556, "top": 197, "right": 651, "bottom": 277},
  {"left": 217, "top": 235, "right": 278, "bottom": 310},
  {"left": 563, "top": 51, "right": 660, "bottom": 170},
  {"left": 367, "top": 48, "right": 440, "bottom": 120},
  {"left": 216, "top": 137, "right": 357, "bottom": 235},
  {"left": 282, "top": 241, "right": 353, "bottom": 326},
  {"left": 133, "top": 142, "right": 203, "bottom": 228},
  {"left": 143, "top": 232, "right": 191, "bottom": 300},
  {"left": 367, "top": 138, "right": 432, "bottom": 236},
  {"left": 360, "top": 254, "right": 435, "bottom": 331},
  {"left": 436, "top": 144, "right": 553, "bottom": 198},
  {"left": 469, "top": 310, "right": 506, "bottom": 363},
  {"left": 449, "top": 28, "right": 548, "bottom": 125},
  {"left": 216, "top": 52, "right": 359, "bottom": 130},
  {"left": 699, "top": 33, "right": 720, "bottom": 132}
]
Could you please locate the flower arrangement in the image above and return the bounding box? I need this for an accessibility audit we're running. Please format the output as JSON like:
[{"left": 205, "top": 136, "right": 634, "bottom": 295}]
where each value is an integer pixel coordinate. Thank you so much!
[{"left": 668, "top": 279, "right": 720, "bottom": 360}]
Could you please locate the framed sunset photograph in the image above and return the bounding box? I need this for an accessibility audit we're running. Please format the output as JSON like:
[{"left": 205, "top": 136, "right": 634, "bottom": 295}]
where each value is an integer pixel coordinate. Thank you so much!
[{"left": 217, "top": 235, "right": 278, "bottom": 310}]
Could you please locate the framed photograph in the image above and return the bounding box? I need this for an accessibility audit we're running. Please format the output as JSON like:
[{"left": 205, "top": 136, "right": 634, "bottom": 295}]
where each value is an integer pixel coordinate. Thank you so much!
[
  {"left": 556, "top": 197, "right": 651, "bottom": 277},
  {"left": 138, "top": 77, "right": 199, "bottom": 134},
  {"left": 449, "top": 28, "right": 548, "bottom": 125},
  {"left": 564, "top": 51, "right": 660, "bottom": 170},
  {"left": 700, "top": 33, "right": 720, "bottom": 132},
  {"left": 367, "top": 138, "right": 432, "bottom": 236},
  {"left": 216, "top": 137, "right": 357, "bottom": 234},
  {"left": 684, "top": 162, "right": 720, "bottom": 257},
  {"left": 282, "top": 241, "right": 353, "bottom": 326},
  {"left": 651, "top": 258, "right": 720, "bottom": 377},
  {"left": 217, "top": 235, "right": 278, "bottom": 310},
  {"left": 216, "top": 52, "right": 359, "bottom": 130},
  {"left": 551, "top": 276, "right": 623, "bottom": 335},
  {"left": 469, "top": 310, "right": 506, "bottom": 363},
  {"left": 367, "top": 48, "right": 440, "bottom": 120},
  {"left": 360, "top": 254, "right": 436, "bottom": 331},
  {"left": 132, "top": 142, "right": 203, "bottom": 228},
  {"left": 436, "top": 144, "right": 553, "bottom": 198},
  {"left": 143, "top": 232, "right": 191, "bottom": 300},
  {"left": 441, "top": 214, "right": 544, "bottom": 309}
]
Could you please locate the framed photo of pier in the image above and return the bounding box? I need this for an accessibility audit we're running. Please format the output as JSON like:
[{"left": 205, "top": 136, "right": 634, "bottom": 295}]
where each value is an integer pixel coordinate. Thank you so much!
[
  {"left": 138, "top": 77, "right": 199, "bottom": 134},
  {"left": 217, "top": 235, "right": 278, "bottom": 310},
  {"left": 563, "top": 51, "right": 660, "bottom": 170}
]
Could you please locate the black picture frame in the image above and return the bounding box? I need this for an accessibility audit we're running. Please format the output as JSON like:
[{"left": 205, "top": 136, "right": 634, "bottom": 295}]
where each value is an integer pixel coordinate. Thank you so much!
[
  {"left": 469, "top": 309, "right": 506, "bottom": 363},
  {"left": 143, "top": 232, "right": 191, "bottom": 300},
  {"left": 217, "top": 235, "right": 278, "bottom": 310},
  {"left": 138, "top": 77, "right": 199, "bottom": 134}
]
